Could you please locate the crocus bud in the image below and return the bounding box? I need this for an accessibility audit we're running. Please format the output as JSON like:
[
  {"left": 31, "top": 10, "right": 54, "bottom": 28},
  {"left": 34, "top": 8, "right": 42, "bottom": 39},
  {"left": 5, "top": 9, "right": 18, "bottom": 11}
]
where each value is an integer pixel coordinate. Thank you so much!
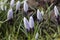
[
  {"left": 29, "top": 16, "right": 34, "bottom": 29},
  {"left": 54, "top": 6, "right": 59, "bottom": 18},
  {"left": 23, "top": 17, "right": 30, "bottom": 31},
  {"left": 35, "top": 32, "right": 39, "bottom": 40},
  {"left": 7, "top": 8, "right": 13, "bottom": 20},
  {"left": 10, "top": 0, "right": 14, "bottom": 8},
  {"left": 37, "top": 9, "right": 43, "bottom": 21},
  {"left": 23, "top": 1, "right": 28, "bottom": 12},
  {"left": 16, "top": 1, "right": 20, "bottom": 11}
]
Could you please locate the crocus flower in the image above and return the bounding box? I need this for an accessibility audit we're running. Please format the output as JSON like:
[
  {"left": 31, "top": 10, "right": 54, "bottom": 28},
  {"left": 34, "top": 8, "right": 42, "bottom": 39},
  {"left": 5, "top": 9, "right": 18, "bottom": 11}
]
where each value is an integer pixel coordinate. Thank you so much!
[
  {"left": 23, "top": 17, "right": 30, "bottom": 31},
  {"left": 16, "top": 1, "right": 20, "bottom": 11},
  {"left": 37, "top": 9, "right": 43, "bottom": 21},
  {"left": 10, "top": 0, "right": 14, "bottom": 8},
  {"left": 35, "top": 32, "right": 39, "bottom": 40},
  {"left": 23, "top": 1, "right": 28, "bottom": 12},
  {"left": 54, "top": 6, "right": 59, "bottom": 18},
  {"left": 29, "top": 16, "right": 34, "bottom": 29},
  {"left": 7, "top": 8, "right": 13, "bottom": 20}
]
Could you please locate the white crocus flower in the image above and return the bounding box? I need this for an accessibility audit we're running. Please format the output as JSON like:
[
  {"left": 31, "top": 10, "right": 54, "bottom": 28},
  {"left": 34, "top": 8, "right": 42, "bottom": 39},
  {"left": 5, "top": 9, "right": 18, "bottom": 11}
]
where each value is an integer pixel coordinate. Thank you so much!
[
  {"left": 37, "top": 9, "right": 43, "bottom": 21},
  {"left": 29, "top": 16, "right": 34, "bottom": 29},
  {"left": 10, "top": 0, "right": 15, "bottom": 8},
  {"left": 16, "top": 1, "right": 20, "bottom": 11},
  {"left": 54, "top": 6, "right": 59, "bottom": 18},
  {"left": 35, "top": 32, "right": 39, "bottom": 40},
  {"left": 7, "top": 8, "right": 13, "bottom": 20},
  {"left": 23, "top": 17, "right": 30, "bottom": 31},
  {"left": 23, "top": 1, "right": 28, "bottom": 12}
]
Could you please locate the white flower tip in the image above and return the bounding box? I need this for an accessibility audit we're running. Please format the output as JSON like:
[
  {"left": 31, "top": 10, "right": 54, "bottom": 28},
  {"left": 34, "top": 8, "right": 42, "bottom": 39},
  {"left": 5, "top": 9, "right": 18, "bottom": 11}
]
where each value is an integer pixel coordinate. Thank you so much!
[
  {"left": 54, "top": 6, "right": 59, "bottom": 17},
  {"left": 30, "top": 16, "right": 33, "bottom": 19},
  {"left": 17, "top": 1, "right": 20, "bottom": 3},
  {"left": 37, "top": 9, "right": 40, "bottom": 12},
  {"left": 54, "top": 6, "right": 57, "bottom": 8},
  {"left": 16, "top": 1, "right": 20, "bottom": 5},
  {"left": 37, "top": 9, "right": 42, "bottom": 15},
  {"left": 24, "top": 17, "right": 26, "bottom": 21},
  {"left": 54, "top": 6, "right": 56, "bottom": 7}
]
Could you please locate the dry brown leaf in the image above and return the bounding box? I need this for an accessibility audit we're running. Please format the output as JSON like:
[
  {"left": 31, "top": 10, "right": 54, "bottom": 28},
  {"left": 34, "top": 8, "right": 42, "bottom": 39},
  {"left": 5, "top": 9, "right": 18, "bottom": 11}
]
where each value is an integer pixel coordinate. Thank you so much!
[{"left": 27, "top": 0, "right": 38, "bottom": 7}]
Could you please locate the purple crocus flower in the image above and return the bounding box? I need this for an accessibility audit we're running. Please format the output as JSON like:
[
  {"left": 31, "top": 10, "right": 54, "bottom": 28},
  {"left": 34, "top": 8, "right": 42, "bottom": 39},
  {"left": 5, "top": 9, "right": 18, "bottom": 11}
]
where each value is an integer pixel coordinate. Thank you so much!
[
  {"left": 23, "top": 17, "right": 30, "bottom": 31},
  {"left": 7, "top": 8, "right": 13, "bottom": 20},
  {"left": 37, "top": 9, "right": 43, "bottom": 22},
  {"left": 29, "top": 16, "right": 34, "bottom": 29},
  {"left": 23, "top": 1, "right": 28, "bottom": 12},
  {"left": 10, "top": 0, "right": 15, "bottom": 8},
  {"left": 16, "top": 1, "right": 20, "bottom": 11}
]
